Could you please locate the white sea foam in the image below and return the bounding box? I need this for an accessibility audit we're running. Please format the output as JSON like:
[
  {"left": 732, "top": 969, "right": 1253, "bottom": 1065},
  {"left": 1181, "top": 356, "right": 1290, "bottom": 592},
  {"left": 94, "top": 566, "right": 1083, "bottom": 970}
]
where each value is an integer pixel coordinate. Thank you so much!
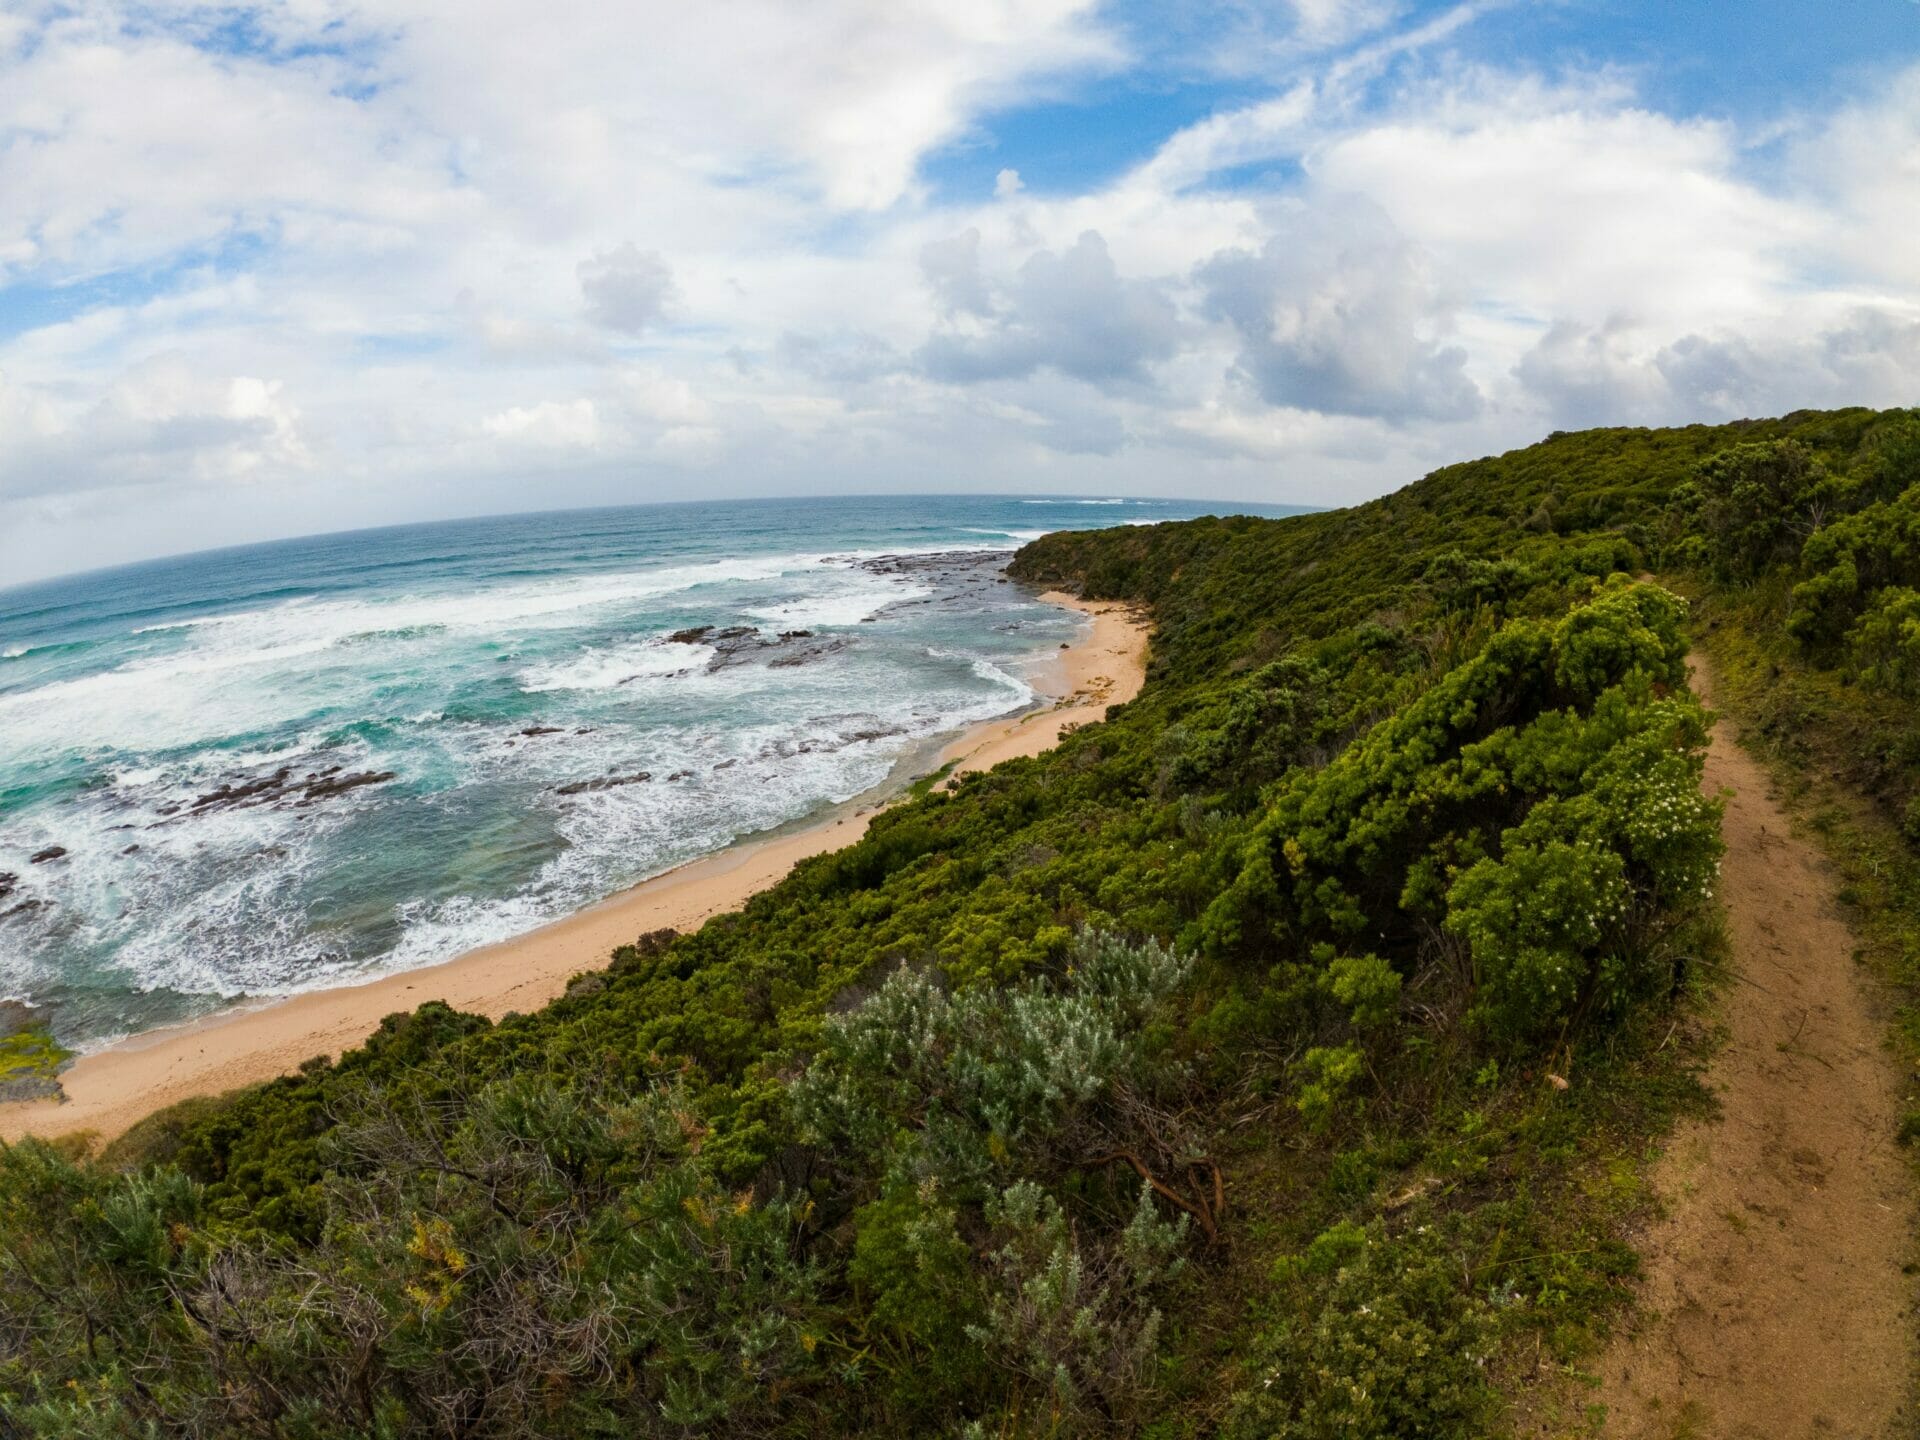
[
  {"left": 968, "top": 656, "right": 1034, "bottom": 700},
  {"left": 0, "top": 552, "right": 874, "bottom": 758},
  {"left": 519, "top": 640, "right": 714, "bottom": 693},
  {"left": 0, "top": 528, "right": 1082, "bottom": 1041},
  {"left": 129, "top": 609, "right": 277, "bottom": 636},
  {"left": 961, "top": 527, "right": 1050, "bottom": 543},
  {"left": 745, "top": 581, "right": 929, "bottom": 630},
  {"left": 924, "top": 648, "right": 1035, "bottom": 709},
  {"left": 0, "top": 793, "right": 348, "bottom": 1011}
]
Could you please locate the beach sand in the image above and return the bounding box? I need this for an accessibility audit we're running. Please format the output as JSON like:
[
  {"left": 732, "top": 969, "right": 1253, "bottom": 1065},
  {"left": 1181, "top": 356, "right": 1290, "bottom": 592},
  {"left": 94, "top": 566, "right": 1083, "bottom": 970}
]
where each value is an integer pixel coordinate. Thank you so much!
[{"left": 0, "top": 591, "right": 1147, "bottom": 1146}]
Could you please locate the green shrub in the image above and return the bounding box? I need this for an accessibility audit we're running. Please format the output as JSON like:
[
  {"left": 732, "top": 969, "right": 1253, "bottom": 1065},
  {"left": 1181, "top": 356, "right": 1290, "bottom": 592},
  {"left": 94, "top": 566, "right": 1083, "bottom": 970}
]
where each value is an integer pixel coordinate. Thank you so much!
[
  {"left": 1789, "top": 483, "right": 1920, "bottom": 649},
  {"left": 1681, "top": 438, "right": 1819, "bottom": 581},
  {"left": 1229, "top": 1222, "right": 1494, "bottom": 1440},
  {"left": 1294, "top": 1044, "right": 1366, "bottom": 1130},
  {"left": 1323, "top": 951, "right": 1402, "bottom": 1030},
  {"left": 1846, "top": 586, "right": 1920, "bottom": 695}
]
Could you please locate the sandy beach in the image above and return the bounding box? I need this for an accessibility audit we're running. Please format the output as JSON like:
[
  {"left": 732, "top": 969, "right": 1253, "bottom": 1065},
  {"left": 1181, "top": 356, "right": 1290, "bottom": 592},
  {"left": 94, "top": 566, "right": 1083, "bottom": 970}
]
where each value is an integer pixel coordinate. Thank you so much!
[{"left": 0, "top": 591, "right": 1147, "bottom": 1146}]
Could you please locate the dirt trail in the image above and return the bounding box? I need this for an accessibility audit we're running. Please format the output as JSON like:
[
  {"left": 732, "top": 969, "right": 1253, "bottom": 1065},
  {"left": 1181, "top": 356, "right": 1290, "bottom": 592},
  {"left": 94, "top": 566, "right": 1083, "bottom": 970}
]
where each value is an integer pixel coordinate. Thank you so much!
[{"left": 1593, "top": 655, "right": 1916, "bottom": 1437}]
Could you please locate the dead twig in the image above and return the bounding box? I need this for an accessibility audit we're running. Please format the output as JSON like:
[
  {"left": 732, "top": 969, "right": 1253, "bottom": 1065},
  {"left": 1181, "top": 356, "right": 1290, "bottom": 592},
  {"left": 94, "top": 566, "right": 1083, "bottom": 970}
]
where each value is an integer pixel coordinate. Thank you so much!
[{"left": 1090, "top": 1150, "right": 1220, "bottom": 1245}]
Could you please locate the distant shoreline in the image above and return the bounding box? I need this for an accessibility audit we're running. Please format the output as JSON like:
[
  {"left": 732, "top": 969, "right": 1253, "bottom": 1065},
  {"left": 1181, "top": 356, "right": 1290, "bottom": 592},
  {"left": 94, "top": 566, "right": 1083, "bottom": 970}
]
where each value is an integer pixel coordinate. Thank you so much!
[{"left": 0, "top": 590, "right": 1149, "bottom": 1147}]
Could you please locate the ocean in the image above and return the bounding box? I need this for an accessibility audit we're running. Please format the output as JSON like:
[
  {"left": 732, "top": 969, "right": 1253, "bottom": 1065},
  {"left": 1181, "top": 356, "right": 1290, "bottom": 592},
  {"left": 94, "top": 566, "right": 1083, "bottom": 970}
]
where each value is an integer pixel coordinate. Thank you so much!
[{"left": 0, "top": 494, "right": 1307, "bottom": 1050}]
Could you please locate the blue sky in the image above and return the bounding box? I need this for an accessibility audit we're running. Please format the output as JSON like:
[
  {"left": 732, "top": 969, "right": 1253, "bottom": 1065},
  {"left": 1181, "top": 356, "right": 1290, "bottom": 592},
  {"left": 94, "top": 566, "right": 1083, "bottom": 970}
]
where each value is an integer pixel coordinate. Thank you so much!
[
  {"left": 1, "top": 0, "right": 1918, "bottom": 581},
  {"left": 924, "top": 1, "right": 1920, "bottom": 200}
]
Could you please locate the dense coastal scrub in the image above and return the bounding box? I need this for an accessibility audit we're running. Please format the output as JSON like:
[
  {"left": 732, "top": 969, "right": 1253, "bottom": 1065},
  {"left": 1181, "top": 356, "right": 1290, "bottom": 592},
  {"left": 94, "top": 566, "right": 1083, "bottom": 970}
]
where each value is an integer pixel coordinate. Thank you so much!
[{"left": 1, "top": 407, "right": 1910, "bottom": 1437}]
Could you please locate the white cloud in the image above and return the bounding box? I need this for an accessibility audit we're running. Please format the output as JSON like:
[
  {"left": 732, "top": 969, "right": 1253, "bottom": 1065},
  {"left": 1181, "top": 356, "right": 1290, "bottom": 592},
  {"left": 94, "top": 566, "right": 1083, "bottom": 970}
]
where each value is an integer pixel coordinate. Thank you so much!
[
  {"left": 1198, "top": 195, "right": 1481, "bottom": 422},
  {"left": 578, "top": 245, "right": 676, "bottom": 335},
  {"left": 482, "top": 398, "right": 600, "bottom": 448},
  {"left": 1, "top": 3, "right": 1919, "bottom": 582},
  {"left": 1515, "top": 308, "right": 1920, "bottom": 428},
  {"left": 0, "top": 357, "right": 309, "bottom": 499},
  {"left": 918, "top": 231, "right": 1182, "bottom": 389},
  {"left": 920, "top": 229, "right": 993, "bottom": 317}
]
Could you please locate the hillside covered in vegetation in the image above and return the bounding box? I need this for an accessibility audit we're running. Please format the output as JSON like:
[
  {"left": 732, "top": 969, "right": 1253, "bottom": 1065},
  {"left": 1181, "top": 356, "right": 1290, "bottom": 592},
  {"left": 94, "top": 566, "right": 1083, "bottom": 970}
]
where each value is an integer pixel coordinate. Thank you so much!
[{"left": 2, "top": 407, "right": 1915, "bottom": 1438}]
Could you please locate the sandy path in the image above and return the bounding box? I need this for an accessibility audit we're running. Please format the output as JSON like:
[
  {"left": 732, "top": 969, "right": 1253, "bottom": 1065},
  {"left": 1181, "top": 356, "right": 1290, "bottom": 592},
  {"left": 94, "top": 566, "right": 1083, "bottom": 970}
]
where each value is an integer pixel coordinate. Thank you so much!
[
  {"left": 0, "top": 591, "right": 1146, "bottom": 1147},
  {"left": 1594, "top": 655, "right": 1917, "bottom": 1438}
]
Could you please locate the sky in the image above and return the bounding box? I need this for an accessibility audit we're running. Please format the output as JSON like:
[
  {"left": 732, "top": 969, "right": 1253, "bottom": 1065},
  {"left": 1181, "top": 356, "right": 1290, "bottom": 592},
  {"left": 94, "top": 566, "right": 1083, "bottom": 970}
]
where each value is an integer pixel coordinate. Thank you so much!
[{"left": 1, "top": 1, "right": 1919, "bottom": 583}]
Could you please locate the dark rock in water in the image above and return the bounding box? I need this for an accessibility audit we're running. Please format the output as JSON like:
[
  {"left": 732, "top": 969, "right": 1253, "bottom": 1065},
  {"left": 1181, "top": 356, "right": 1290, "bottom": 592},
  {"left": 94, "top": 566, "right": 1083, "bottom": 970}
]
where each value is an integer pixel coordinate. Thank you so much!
[
  {"left": 193, "top": 767, "right": 294, "bottom": 811},
  {"left": 618, "top": 666, "right": 697, "bottom": 685},
  {"left": 297, "top": 771, "right": 396, "bottom": 805},
  {"left": 29, "top": 847, "right": 65, "bottom": 865},
  {"left": 520, "top": 725, "right": 564, "bottom": 737},
  {"left": 666, "top": 623, "right": 862, "bottom": 675},
  {"left": 121, "top": 844, "right": 140, "bottom": 856},
  {"left": 188, "top": 765, "right": 396, "bottom": 814},
  {"left": 0, "top": 872, "right": 14, "bottom": 902},
  {"left": 667, "top": 770, "right": 693, "bottom": 782},
  {"left": 768, "top": 635, "right": 853, "bottom": 669},
  {"left": 713, "top": 758, "right": 738, "bottom": 770},
  {"left": 556, "top": 771, "right": 652, "bottom": 796},
  {"left": 703, "top": 626, "right": 784, "bottom": 672},
  {"left": 666, "top": 625, "right": 714, "bottom": 644},
  {"left": 845, "top": 550, "right": 1023, "bottom": 623},
  {"left": 754, "top": 716, "right": 907, "bottom": 761}
]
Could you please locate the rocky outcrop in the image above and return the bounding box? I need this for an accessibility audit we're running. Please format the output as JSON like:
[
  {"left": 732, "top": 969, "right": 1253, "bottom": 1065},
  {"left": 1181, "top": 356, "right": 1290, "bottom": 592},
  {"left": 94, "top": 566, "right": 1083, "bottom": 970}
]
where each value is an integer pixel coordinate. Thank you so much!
[
  {"left": 754, "top": 716, "right": 907, "bottom": 761},
  {"left": 556, "top": 770, "right": 653, "bottom": 796},
  {"left": 297, "top": 770, "right": 397, "bottom": 805},
  {"left": 0, "top": 872, "right": 41, "bottom": 924},
  {"left": 768, "top": 636, "right": 853, "bottom": 668},
  {"left": 0, "top": 1002, "right": 67, "bottom": 1104},
  {"left": 178, "top": 765, "right": 397, "bottom": 817}
]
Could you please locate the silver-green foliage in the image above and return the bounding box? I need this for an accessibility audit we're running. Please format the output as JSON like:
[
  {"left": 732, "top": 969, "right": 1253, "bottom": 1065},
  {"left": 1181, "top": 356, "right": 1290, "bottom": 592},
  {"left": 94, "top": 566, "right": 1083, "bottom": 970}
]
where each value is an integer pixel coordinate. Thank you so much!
[
  {"left": 966, "top": 1178, "right": 1188, "bottom": 1423},
  {"left": 791, "top": 929, "right": 1191, "bottom": 1175}
]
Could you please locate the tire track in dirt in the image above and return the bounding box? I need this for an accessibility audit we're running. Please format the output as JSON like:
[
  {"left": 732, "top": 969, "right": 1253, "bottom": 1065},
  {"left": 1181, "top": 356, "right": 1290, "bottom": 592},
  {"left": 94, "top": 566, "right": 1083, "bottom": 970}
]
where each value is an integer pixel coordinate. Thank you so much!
[{"left": 1594, "top": 654, "right": 1917, "bottom": 1438}]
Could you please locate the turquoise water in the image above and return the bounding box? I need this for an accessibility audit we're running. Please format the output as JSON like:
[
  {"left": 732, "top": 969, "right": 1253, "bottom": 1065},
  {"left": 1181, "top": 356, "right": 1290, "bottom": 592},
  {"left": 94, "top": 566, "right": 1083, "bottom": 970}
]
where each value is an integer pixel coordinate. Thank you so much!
[{"left": 0, "top": 494, "right": 1307, "bottom": 1048}]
